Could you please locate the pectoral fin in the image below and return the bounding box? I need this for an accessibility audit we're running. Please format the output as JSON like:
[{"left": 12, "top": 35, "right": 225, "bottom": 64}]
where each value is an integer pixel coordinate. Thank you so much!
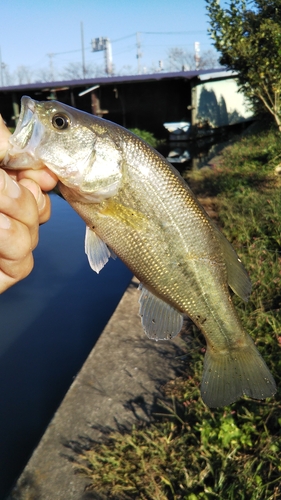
[
  {"left": 85, "top": 227, "right": 115, "bottom": 273},
  {"left": 138, "top": 284, "right": 183, "bottom": 340},
  {"left": 215, "top": 228, "right": 252, "bottom": 301}
]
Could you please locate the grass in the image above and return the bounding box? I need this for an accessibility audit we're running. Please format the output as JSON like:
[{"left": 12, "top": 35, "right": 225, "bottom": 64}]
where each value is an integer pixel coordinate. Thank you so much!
[{"left": 75, "top": 125, "right": 281, "bottom": 499}]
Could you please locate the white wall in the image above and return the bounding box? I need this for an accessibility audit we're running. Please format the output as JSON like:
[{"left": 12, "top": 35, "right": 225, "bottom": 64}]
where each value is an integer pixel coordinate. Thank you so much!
[{"left": 195, "top": 78, "right": 253, "bottom": 128}]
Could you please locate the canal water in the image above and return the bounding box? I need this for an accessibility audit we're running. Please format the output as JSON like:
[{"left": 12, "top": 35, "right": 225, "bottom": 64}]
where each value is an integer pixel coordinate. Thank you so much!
[{"left": 0, "top": 194, "right": 132, "bottom": 498}]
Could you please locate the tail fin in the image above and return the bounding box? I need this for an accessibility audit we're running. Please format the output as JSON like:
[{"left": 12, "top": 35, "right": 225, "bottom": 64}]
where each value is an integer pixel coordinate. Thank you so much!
[{"left": 201, "top": 336, "right": 276, "bottom": 408}]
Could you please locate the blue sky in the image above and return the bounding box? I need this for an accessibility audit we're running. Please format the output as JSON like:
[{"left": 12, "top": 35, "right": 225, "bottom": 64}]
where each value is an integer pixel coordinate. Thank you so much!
[{"left": 1, "top": 0, "right": 226, "bottom": 82}]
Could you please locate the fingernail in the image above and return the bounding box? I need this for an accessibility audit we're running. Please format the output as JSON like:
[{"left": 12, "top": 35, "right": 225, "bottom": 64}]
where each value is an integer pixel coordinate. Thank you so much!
[
  {"left": 36, "top": 189, "right": 46, "bottom": 211},
  {"left": 0, "top": 213, "right": 11, "bottom": 229},
  {"left": 0, "top": 169, "right": 20, "bottom": 198},
  {"left": 9, "top": 178, "right": 21, "bottom": 198},
  {"left": 0, "top": 169, "right": 6, "bottom": 190}
]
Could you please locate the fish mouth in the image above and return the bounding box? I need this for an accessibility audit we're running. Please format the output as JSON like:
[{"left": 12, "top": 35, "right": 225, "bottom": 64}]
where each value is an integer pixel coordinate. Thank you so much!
[
  {"left": 3, "top": 96, "right": 45, "bottom": 169},
  {"left": 10, "top": 96, "right": 43, "bottom": 152}
]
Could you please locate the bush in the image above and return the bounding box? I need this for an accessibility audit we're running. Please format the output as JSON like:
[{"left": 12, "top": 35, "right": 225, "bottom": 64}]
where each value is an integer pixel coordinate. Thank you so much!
[{"left": 129, "top": 128, "right": 160, "bottom": 148}]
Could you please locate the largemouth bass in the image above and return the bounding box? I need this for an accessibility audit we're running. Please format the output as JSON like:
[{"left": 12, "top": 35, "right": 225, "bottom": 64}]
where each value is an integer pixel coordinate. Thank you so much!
[{"left": 2, "top": 96, "right": 276, "bottom": 407}]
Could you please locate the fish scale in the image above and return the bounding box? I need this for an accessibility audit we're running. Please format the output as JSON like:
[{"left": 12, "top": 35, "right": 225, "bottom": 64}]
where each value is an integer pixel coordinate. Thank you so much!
[
  {"left": 2, "top": 96, "right": 276, "bottom": 407},
  {"left": 65, "top": 140, "right": 255, "bottom": 348}
]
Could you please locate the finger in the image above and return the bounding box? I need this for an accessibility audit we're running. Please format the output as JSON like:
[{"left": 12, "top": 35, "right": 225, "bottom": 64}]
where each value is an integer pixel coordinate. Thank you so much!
[
  {"left": 0, "top": 243, "right": 34, "bottom": 293},
  {"left": 18, "top": 178, "right": 52, "bottom": 224},
  {"left": 0, "top": 213, "right": 34, "bottom": 260},
  {"left": 0, "top": 214, "right": 35, "bottom": 294},
  {"left": 15, "top": 167, "right": 58, "bottom": 191},
  {"left": 0, "top": 170, "right": 39, "bottom": 248},
  {"left": 0, "top": 252, "right": 34, "bottom": 293}
]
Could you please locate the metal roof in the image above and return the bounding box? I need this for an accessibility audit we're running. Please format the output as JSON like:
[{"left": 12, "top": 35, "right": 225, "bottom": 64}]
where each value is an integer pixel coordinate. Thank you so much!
[{"left": 0, "top": 68, "right": 231, "bottom": 93}]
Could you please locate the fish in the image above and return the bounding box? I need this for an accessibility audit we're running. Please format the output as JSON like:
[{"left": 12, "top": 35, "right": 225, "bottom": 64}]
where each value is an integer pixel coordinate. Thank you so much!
[{"left": 2, "top": 96, "right": 276, "bottom": 407}]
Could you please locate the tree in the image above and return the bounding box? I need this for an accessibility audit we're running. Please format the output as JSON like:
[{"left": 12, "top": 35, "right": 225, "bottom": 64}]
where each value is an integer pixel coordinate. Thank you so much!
[
  {"left": 61, "top": 62, "right": 84, "bottom": 80},
  {"left": 167, "top": 47, "right": 219, "bottom": 72},
  {"left": 199, "top": 49, "right": 220, "bottom": 69},
  {"left": 60, "top": 61, "right": 107, "bottom": 80},
  {"left": 35, "top": 67, "right": 56, "bottom": 83},
  {"left": 206, "top": 0, "right": 281, "bottom": 130},
  {"left": 0, "top": 64, "right": 13, "bottom": 86},
  {"left": 16, "top": 65, "right": 33, "bottom": 85}
]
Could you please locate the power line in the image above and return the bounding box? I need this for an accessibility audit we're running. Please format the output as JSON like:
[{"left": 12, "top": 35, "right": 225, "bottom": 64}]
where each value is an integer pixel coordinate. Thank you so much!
[
  {"left": 112, "top": 33, "right": 136, "bottom": 43},
  {"left": 143, "top": 30, "right": 206, "bottom": 35},
  {"left": 46, "top": 48, "right": 83, "bottom": 57},
  {"left": 45, "top": 31, "right": 208, "bottom": 59},
  {"left": 112, "top": 30, "right": 206, "bottom": 44}
]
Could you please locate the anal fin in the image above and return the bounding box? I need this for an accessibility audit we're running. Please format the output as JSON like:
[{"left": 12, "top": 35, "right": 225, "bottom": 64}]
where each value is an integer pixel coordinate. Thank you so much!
[
  {"left": 138, "top": 284, "right": 183, "bottom": 341},
  {"left": 85, "top": 227, "right": 115, "bottom": 273},
  {"left": 215, "top": 227, "right": 252, "bottom": 301}
]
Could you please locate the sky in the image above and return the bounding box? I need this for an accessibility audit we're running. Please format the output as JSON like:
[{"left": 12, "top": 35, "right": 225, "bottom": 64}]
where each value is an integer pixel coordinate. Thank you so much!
[{"left": 0, "top": 0, "right": 226, "bottom": 83}]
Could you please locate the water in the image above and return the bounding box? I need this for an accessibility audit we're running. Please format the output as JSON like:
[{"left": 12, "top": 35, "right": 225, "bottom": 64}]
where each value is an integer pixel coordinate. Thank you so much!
[
  {"left": 158, "top": 121, "right": 253, "bottom": 171},
  {"left": 0, "top": 194, "right": 132, "bottom": 498}
]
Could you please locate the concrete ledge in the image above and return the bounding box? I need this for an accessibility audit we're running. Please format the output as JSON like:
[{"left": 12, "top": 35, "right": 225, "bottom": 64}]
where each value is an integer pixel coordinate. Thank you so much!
[{"left": 8, "top": 277, "right": 186, "bottom": 500}]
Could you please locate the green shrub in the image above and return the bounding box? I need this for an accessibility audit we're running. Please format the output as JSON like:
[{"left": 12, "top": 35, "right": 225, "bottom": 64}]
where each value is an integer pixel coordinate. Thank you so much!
[{"left": 129, "top": 128, "right": 160, "bottom": 148}]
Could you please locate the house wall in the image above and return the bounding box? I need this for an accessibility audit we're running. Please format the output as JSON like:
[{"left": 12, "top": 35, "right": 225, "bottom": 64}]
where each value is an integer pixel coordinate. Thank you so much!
[{"left": 195, "top": 78, "right": 253, "bottom": 128}]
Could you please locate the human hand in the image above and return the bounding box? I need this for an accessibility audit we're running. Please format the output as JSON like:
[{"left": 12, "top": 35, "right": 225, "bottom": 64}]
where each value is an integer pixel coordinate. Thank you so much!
[{"left": 0, "top": 115, "right": 58, "bottom": 292}]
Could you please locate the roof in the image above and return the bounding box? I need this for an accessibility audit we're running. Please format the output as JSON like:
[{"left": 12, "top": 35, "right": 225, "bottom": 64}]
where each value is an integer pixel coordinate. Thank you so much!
[{"left": 0, "top": 68, "right": 233, "bottom": 93}]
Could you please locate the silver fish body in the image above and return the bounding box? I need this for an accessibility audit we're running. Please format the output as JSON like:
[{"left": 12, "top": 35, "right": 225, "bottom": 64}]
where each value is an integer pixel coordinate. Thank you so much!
[{"left": 3, "top": 96, "right": 276, "bottom": 407}]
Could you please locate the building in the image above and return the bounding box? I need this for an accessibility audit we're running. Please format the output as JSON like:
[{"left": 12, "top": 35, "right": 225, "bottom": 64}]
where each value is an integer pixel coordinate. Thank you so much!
[{"left": 0, "top": 69, "right": 252, "bottom": 138}]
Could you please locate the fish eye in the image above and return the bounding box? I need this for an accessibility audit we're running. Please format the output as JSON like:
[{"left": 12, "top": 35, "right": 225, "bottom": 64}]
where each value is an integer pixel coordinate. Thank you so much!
[{"left": 52, "top": 113, "right": 70, "bottom": 130}]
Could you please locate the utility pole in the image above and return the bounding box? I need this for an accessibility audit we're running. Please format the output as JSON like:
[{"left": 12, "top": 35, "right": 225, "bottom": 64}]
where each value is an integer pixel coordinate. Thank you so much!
[
  {"left": 80, "top": 22, "right": 86, "bottom": 79},
  {"left": 104, "top": 38, "right": 112, "bottom": 76},
  {"left": 136, "top": 32, "right": 142, "bottom": 74},
  {"left": 194, "top": 41, "right": 200, "bottom": 70},
  {"left": 47, "top": 53, "right": 55, "bottom": 81},
  {"left": 0, "top": 47, "right": 4, "bottom": 86},
  {"left": 91, "top": 37, "right": 113, "bottom": 75}
]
